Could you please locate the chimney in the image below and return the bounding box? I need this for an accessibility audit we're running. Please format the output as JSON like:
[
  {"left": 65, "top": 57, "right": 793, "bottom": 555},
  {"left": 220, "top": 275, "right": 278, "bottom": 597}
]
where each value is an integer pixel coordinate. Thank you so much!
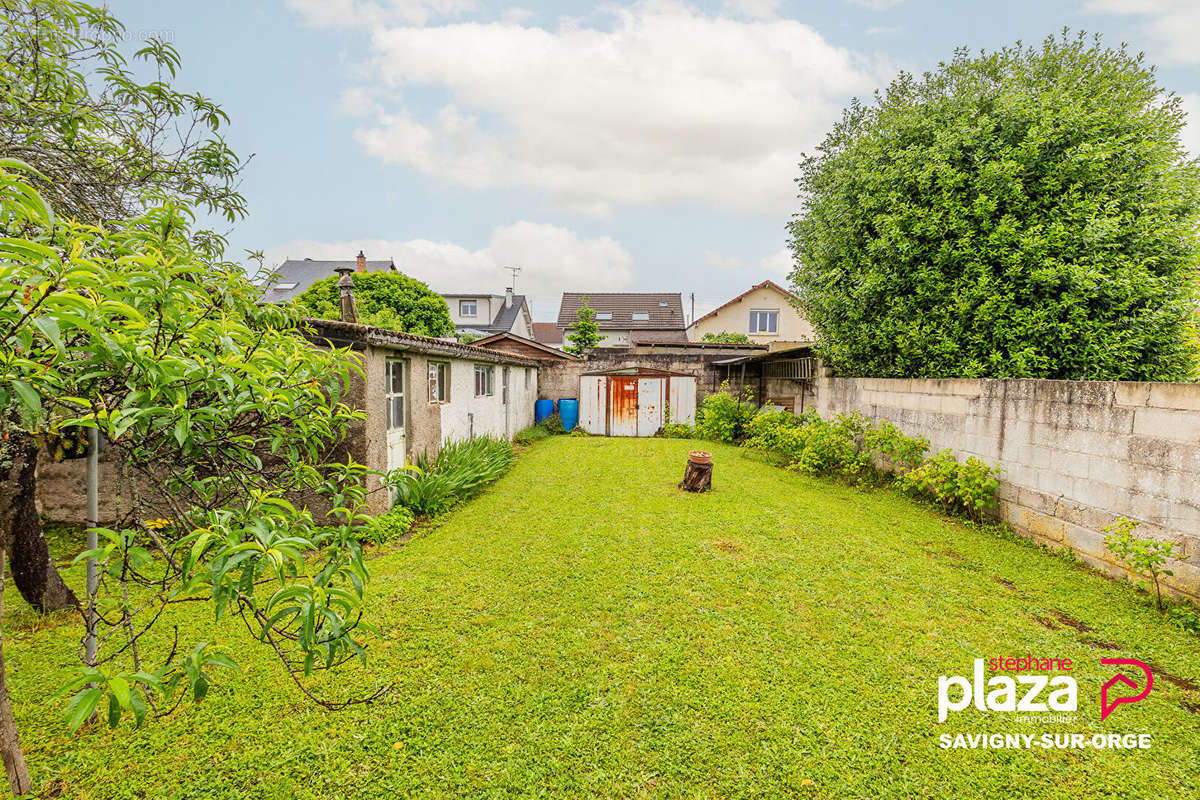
[
  {"left": 505, "top": 287, "right": 513, "bottom": 308},
  {"left": 335, "top": 267, "right": 358, "bottom": 323},
  {"left": 355, "top": 250, "right": 366, "bottom": 273}
]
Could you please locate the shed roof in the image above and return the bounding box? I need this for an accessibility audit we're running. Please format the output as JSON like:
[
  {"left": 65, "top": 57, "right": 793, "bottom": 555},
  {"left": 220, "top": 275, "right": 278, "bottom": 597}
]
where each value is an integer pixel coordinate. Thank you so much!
[
  {"left": 582, "top": 366, "right": 695, "bottom": 377},
  {"left": 304, "top": 318, "right": 539, "bottom": 367},
  {"left": 471, "top": 331, "right": 582, "bottom": 361}
]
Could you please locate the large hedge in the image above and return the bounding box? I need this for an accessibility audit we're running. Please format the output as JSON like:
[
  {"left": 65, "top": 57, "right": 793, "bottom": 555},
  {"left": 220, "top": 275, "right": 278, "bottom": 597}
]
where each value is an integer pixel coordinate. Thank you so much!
[
  {"left": 788, "top": 33, "right": 1200, "bottom": 380},
  {"left": 296, "top": 271, "right": 455, "bottom": 337}
]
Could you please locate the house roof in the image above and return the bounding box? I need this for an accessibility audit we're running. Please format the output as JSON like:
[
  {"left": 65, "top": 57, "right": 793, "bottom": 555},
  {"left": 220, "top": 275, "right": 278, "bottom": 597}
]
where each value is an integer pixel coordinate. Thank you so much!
[
  {"left": 303, "top": 317, "right": 539, "bottom": 367},
  {"left": 556, "top": 292, "right": 685, "bottom": 330},
  {"left": 630, "top": 330, "right": 689, "bottom": 344},
  {"left": 258, "top": 258, "right": 396, "bottom": 302},
  {"left": 470, "top": 331, "right": 582, "bottom": 361},
  {"left": 447, "top": 294, "right": 529, "bottom": 334},
  {"left": 691, "top": 280, "right": 797, "bottom": 328},
  {"left": 532, "top": 322, "right": 562, "bottom": 345}
]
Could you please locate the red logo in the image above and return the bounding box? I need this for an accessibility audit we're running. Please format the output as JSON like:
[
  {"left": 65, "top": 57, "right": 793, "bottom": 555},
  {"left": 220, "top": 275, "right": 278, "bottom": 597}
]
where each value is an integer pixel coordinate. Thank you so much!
[{"left": 1100, "top": 659, "right": 1153, "bottom": 721}]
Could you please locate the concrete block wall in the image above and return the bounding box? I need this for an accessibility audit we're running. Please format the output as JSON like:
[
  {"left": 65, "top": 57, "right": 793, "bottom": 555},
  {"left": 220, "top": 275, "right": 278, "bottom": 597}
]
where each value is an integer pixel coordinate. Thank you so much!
[{"left": 817, "top": 376, "right": 1200, "bottom": 602}]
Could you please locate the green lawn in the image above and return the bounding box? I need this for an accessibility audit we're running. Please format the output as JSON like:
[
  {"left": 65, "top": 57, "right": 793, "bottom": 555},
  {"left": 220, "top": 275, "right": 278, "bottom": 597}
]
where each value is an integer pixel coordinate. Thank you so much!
[{"left": 8, "top": 437, "right": 1200, "bottom": 799}]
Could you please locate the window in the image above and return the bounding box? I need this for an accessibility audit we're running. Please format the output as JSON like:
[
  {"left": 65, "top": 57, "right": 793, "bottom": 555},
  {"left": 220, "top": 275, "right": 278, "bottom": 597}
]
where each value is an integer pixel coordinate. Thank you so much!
[
  {"left": 474, "top": 364, "right": 494, "bottom": 396},
  {"left": 595, "top": 312, "right": 613, "bottom": 321},
  {"left": 386, "top": 360, "right": 406, "bottom": 429},
  {"left": 631, "top": 312, "right": 649, "bottom": 322},
  {"left": 750, "top": 309, "right": 779, "bottom": 335},
  {"left": 459, "top": 299, "right": 477, "bottom": 317},
  {"left": 524, "top": 367, "right": 531, "bottom": 389},
  {"left": 428, "top": 362, "right": 449, "bottom": 403},
  {"left": 501, "top": 367, "right": 509, "bottom": 405},
  {"left": 658, "top": 301, "right": 668, "bottom": 307}
]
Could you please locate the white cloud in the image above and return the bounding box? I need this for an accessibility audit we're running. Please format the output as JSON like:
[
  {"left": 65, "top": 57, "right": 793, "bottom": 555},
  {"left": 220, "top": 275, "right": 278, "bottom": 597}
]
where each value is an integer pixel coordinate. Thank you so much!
[
  {"left": 262, "top": 221, "right": 634, "bottom": 317},
  {"left": 286, "top": 0, "right": 476, "bottom": 28},
  {"left": 1084, "top": 0, "right": 1200, "bottom": 64},
  {"left": 1181, "top": 93, "right": 1200, "bottom": 157},
  {"left": 722, "top": 0, "right": 781, "bottom": 20},
  {"left": 866, "top": 25, "right": 900, "bottom": 35},
  {"left": 761, "top": 247, "right": 793, "bottom": 278},
  {"left": 330, "top": 1, "right": 876, "bottom": 217},
  {"left": 703, "top": 251, "right": 746, "bottom": 270},
  {"left": 846, "top": 0, "right": 903, "bottom": 10}
]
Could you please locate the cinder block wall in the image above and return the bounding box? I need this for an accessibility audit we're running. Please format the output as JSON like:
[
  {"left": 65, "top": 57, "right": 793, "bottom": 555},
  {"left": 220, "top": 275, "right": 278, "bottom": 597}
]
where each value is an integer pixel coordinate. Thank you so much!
[{"left": 817, "top": 376, "right": 1200, "bottom": 602}]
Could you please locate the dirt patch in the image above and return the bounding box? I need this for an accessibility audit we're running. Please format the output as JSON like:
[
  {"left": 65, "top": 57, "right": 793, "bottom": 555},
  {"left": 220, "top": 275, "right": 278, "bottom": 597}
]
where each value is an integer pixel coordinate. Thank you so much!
[
  {"left": 1081, "top": 638, "right": 1121, "bottom": 651},
  {"left": 942, "top": 549, "right": 963, "bottom": 561},
  {"left": 991, "top": 575, "right": 1017, "bottom": 591},
  {"left": 1050, "top": 611, "right": 1093, "bottom": 633},
  {"left": 1181, "top": 701, "right": 1200, "bottom": 715},
  {"left": 1033, "top": 615, "right": 1060, "bottom": 631},
  {"left": 708, "top": 539, "right": 745, "bottom": 554},
  {"left": 1146, "top": 663, "right": 1200, "bottom": 693}
]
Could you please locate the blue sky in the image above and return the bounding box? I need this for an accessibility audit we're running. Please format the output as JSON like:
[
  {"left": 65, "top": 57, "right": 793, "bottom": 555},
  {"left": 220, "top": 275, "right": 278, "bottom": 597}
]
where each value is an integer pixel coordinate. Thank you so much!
[{"left": 106, "top": 0, "right": 1200, "bottom": 321}]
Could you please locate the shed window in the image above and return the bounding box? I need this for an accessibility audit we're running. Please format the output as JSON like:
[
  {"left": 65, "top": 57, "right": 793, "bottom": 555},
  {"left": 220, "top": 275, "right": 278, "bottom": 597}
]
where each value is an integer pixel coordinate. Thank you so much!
[
  {"left": 474, "top": 364, "right": 494, "bottom": 396},
  {"left": 386, "top": 359, "right": 406, "bottom": 430},
  {"left": 460, "top": 299, "right": 477, "bottom": 317},
  {"left": 750, "top": 309, "right": 778, "bottom": 335},
  {"left": 428, "top": 362, "right": 449, "bottom": 403},
  {"left": 631, "top": 312, "right": 649, "bottom": 321},
  {"left": 524, "top": 367, "right": 531, "bottom": 389}
]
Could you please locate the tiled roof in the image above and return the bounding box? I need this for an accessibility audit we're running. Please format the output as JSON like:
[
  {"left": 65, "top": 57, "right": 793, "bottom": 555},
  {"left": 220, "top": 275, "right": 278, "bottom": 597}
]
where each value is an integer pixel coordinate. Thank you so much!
[
  {"left": 532, "top": 322, "right": 562, "bottom": 344},
  {"left": 258, "top": 258, "right": 396, "bottom": 302},
  {"left": 471, "top": 331, "right": 582, "bottom": 361},
  {"left": 691, "top": 280, "right": 797, "bottom": 327},
  {"left": 556, "top": 292, "right": 685, "bottom": 330},
  {"left": 303, "top": 318, "right": 539, "bottom": 367}
]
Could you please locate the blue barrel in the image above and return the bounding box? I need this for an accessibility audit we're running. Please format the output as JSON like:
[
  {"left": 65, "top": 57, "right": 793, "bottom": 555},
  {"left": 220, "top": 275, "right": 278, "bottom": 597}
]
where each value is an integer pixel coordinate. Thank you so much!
[
  {"left": 534, "top": 398, "right": 554, "bottom": 424},
  {"left": 558, "top": 398, "right": 580, "bottom": 432}
]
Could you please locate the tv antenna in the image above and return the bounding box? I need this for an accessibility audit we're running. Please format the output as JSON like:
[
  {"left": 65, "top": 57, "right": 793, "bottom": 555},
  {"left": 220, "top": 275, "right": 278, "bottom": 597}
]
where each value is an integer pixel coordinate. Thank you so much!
[{"left": 504, "top": 265, "right": 522, "bottom": 293}]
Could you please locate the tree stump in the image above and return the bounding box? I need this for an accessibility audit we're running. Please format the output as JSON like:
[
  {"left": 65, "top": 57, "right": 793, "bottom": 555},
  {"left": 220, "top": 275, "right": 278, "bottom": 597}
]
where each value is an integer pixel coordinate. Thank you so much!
[{"left": 678, "top": 459, "right": 713, "bottom": 492}]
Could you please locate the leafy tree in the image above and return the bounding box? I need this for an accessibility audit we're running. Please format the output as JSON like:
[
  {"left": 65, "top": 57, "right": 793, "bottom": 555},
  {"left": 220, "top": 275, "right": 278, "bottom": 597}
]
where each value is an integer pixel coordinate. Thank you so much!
[
  {"left": 296, "top": 272, "right": 454, "bottom": 338},
  {"left": 0, "top": 161, "right": 376, "bottom": 796},
  {"left": 1, "top": 0, "right": 253, "bottom": 614},
  {"left": 788, "top": 32, "right": 1200, "bottom": 380},
  {"left": 701, "top": 331, "right": 752, "bottom": 344},
  {"left": 564, "top": 296, "right": 605, "bottom": 353},
  {"left": 1, "top": 0, "right": 247, "bottom": 225}
]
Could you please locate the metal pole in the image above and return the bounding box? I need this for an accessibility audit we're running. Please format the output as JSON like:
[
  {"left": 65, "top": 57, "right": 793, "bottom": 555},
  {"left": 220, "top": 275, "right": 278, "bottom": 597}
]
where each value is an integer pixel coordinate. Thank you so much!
[{"left": 84, "top": 427, "right": 98, "bottom": 666}]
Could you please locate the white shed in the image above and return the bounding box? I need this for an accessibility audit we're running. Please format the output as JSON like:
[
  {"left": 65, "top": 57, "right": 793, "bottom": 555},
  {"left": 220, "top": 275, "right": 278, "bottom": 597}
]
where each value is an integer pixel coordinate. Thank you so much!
[{"left": 579, "top": 368, "right": 697, "bottom": 437}]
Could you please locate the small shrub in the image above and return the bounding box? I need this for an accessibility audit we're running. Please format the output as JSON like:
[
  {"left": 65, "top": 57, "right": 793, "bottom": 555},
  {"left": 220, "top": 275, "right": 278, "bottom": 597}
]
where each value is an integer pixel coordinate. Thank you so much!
[
  {"left": 1103, "top": 518, "right": 1178, "bottom": 613},
  {"left": 696, "top": 382, "right": 756, "bottom": 444},
  {"left": 360, "top": 506, "right": 415, "bottom": 545},
  {"left": 1166, "top": 604, "right": 1200, "bottom": 634},
  {"left": 543, "top": 413, "right": 565, "bottom": 435},
  {"left": 863, "top": 420, "right": 928, "bottom": 473},
  {"left": 568, "top": 427, "right": 590, "bottom": 437},
  {"left": 386, "top": 436, "right": 515, "bottom": 516},
  {"left": 897, "top": 450, "right": 1001, "bottom": 523},
  {"left": 514, "top": 424, "right": 551, "bottom": 447},
  {"left": 661, "top": 422, "right": 695, "bottom": 438}
]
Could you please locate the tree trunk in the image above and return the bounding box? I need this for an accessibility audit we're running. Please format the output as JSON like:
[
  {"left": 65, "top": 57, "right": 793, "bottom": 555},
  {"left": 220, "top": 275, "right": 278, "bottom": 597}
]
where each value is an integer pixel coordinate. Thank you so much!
[
  {"left": 678, "top": 459, "right": 713, "bottom": 493},
  {"left": 5, "top": 433, "right": 78, "bottom": 614},
  {"left": 0, "top": 546, "right": 34, "bottom": 797}
]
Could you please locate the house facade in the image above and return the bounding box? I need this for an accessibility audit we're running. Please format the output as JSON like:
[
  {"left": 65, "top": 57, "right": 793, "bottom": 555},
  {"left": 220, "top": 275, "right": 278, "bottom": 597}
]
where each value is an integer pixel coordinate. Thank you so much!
[
  {"left": 688, "top": 280, "right": 814, "bottom": 345},
  {"left": 555, "top": 292, "right": 687, "bottom": 349},
  {"left": 306, "top": 318, "right": 539, "bottom": 513},
  {"left": 443, "top": 289, "right": 533, "bottom": 339}
]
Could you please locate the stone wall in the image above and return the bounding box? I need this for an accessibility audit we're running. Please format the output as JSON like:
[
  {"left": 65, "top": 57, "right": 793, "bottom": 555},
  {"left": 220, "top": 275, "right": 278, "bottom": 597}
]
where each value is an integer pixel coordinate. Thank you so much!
[{"left": 816, "top": 376, "right": 1200, "bottom": 602}]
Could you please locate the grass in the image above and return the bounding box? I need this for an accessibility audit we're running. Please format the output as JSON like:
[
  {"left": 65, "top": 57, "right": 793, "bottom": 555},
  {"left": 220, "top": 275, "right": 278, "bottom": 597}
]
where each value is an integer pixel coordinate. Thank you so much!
[{"left": 8, "top": 437, "right": 1200, "bottom": 799}]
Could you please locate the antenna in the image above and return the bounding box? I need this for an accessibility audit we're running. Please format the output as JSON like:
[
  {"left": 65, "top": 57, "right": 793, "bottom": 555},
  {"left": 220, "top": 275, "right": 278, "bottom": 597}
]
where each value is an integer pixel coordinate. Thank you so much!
[{"left": 504, "top": 265, "right": 522, "bottom": 293}]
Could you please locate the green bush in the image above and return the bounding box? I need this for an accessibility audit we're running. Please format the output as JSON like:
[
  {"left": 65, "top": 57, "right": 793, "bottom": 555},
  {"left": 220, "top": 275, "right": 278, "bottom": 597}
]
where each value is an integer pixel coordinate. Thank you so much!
[
  {"left": 696, "top": 382, "right": 756, "bottom": 444},
  {"left": 660, "top": 422, "right": 695, "bottom": 438},
  {"left": 542, "top": 413, "right": 565, "bottom": 435},
  {"left": 863, "top": 420, "right": 929, "bottom": 473},
  {"left": 386, "top": 436, "right": 515, "bottom": 516},
  {"left": 360, "top": 506, "right": 415, "bottom": 545},
  {"left": 897, "top": 450, "right": 1001, "bottom": 523},
  {"left": 1103, "top": 517, "right": 1178, "bottom": 612},
  {"left": 789, "top": 33, "right": 1200, "bottom": 381},
  {"left": 513, "top": 424, "right": 551, "bottom": 447}
]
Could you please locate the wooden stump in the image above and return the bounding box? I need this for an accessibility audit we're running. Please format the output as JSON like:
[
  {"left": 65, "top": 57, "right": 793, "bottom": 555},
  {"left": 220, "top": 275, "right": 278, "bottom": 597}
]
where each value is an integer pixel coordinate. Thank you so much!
[{"left": 678, "top": 459, "right": 713, "bottom": 492}]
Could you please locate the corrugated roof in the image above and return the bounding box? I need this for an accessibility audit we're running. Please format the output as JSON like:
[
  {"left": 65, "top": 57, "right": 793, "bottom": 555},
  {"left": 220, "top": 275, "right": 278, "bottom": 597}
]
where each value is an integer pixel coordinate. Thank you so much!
[
  {"left": 556, "top": 292, "right": 685, "bottom": 330},
  {"left": 259, "top": 258, "right": 396, "bottom": 302},
  {"left": 304, "top": 318, "right": 539, "bottom": 366}
]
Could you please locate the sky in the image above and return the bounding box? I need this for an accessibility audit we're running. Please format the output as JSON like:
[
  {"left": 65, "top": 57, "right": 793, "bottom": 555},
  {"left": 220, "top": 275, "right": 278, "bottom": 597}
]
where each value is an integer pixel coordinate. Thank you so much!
[{"left": 105, "top": 0, "right": 1200, "bottom": 322}]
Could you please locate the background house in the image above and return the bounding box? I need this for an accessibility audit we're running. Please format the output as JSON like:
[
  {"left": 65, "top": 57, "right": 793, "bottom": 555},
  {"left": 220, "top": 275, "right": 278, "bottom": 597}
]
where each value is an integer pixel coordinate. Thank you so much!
[
  {"left": 443, "top": 289, "right": 533, "bottom": 339},
  {"left": 688, "top": 280, "right": 813, "bottom": 345},
  {"left": 531, "top": 322, "right": 563, "bottom": 350},
  {"left": 556, "top": 292, "right": 687, "bottom": 348},
  {"left": 256, "top": 251, "right": 395, "bottom": 302}
]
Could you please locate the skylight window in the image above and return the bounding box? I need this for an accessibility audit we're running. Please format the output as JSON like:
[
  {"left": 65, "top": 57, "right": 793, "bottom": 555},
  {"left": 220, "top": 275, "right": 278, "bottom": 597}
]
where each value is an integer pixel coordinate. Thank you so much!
[
  {"left": 595, "top": 312, "right": 613, "bottom": 321},
  {"left": 632, "top": 312, "right": 650, "bottom": 321},
  {"left": 276, "top": 282, "right": 298, "bottom": 290},
  {"left": 658, "top": 301, "right": 668, "bottom": 307}
]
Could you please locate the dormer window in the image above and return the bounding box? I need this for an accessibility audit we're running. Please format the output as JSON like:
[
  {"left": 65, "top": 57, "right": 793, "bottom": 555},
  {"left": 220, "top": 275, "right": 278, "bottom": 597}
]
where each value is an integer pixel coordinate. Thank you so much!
[{"left": 460, "top": 299, "right": 477, "bottom": 317}]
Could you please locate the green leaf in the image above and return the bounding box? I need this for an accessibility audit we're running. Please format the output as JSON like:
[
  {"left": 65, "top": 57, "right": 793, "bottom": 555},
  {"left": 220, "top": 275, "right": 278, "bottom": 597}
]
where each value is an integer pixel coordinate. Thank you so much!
[{"left": 64, "top": 687, "right": 104, "bottom": 733}]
